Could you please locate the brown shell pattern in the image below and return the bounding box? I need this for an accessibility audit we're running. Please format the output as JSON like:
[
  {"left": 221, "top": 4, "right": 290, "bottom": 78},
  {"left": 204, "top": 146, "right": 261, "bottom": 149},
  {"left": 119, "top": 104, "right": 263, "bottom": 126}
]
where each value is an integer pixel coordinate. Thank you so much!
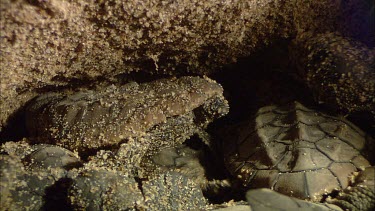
[
  {"left": 25, "top": 76, "right": 228, "bottom": 153},
  {"left": 224, "top": 101, "right": 372, "bottom": 201}
]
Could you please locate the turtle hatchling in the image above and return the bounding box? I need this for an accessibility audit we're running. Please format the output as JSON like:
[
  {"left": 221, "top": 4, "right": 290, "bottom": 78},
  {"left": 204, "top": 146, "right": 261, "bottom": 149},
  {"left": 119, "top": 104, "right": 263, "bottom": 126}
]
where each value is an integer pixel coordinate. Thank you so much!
[
  {"left": 25, "top": 76, "right": 228, "bottom": 155},
  {"left": 223, "top": 101, "right": 374, "bottom": 201}
]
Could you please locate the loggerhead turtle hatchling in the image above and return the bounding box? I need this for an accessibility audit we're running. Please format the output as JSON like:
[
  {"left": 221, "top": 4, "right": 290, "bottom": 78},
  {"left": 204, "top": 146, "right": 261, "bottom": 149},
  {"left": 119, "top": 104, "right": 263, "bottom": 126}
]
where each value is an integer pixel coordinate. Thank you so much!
[
  {"left": 20, "top": 76, "right": 229, "bottom": 209},
  {"left": 25, "top": 76, "right": 228, "bottom": 155},
  {"left": 223, "top": 101, "right": 374, "bottom": 202}
]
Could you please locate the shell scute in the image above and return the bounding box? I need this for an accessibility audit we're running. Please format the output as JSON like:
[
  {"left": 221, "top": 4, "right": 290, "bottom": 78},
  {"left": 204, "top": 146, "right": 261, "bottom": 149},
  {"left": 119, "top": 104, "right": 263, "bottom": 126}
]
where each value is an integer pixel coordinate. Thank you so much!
[
  {"left": 224, "top": 102, "right": 372, "bottom": 201},
  {"left": 25, "top": 77, "right": 228, "bottom": 153}
]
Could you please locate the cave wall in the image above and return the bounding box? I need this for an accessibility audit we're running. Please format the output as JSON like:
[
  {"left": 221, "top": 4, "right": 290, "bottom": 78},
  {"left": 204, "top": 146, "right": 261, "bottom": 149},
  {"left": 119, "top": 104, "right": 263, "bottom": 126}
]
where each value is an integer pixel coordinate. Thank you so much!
[{"left": 0, "top": 0, "right": 369, "bottom": 131}]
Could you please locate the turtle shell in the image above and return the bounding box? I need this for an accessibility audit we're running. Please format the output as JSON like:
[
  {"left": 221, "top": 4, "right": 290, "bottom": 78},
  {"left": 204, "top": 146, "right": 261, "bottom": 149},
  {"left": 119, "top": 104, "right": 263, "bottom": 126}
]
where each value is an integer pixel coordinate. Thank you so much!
[
  {"left": 223, "top": 101, "right": 373, "bottom": 201},
  {"left": 25, "top": 76, "right": 228, "bottom": 153},
  {"left": 24, "top": 144, "right": 82, "bottom": 170},
  {"left": 68, "top": 169, "right": 144, "bottom": 210},
  {"left": 290, "top": 32, "right": 375, "bottom": 116}
]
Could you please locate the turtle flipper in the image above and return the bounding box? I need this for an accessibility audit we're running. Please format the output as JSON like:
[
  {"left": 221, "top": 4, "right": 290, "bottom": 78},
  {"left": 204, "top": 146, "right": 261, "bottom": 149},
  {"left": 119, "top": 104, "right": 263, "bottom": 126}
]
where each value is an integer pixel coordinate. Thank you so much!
[{"left": 327, "top": 167, "right": 375, "bottom": 211}]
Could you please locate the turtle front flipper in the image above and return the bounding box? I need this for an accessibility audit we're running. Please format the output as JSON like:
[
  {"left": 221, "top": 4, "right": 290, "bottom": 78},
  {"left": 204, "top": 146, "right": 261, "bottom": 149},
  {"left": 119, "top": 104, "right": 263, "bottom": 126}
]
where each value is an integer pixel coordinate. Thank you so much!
[{"left": 327, "top": 166, "right": 375, "bottom": 211}]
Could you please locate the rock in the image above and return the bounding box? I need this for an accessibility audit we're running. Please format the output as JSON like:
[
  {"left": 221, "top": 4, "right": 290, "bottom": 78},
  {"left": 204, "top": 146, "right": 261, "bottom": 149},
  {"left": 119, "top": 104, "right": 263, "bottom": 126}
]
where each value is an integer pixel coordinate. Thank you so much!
[{"left": 2, "top": 0, "right": 364, "bottom": 131}]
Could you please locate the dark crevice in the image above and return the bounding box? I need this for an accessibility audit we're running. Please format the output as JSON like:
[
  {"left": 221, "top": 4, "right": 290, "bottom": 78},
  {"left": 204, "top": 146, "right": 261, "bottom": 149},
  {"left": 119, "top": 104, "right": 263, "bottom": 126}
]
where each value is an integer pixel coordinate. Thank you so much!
[
  {"left": 320, "top": 189, "right": 340, "bottom": 203},
  {"left": 0, "top": 101, "right": 29, "bottom": 143},
  {"left": 78, "top": 144, "right": 120, "bottom": 162},
  {"left": 184, "top": 134, "right": 229, "bottom": 183},
  {"left": 42, "top": 178, "right": 74, "bottom": 211},
  {"left": 182, "top": 134, "right": 244, "bottom": 204},
  {"left": 134, "top": 177, "right": 146, "bottom": 199}
]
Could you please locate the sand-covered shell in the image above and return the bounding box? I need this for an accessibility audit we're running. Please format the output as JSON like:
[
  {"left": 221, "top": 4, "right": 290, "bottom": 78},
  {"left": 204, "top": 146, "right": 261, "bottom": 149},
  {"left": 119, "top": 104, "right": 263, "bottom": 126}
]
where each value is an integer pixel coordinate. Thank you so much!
[
  {"left": 148, "top": 143, "right": 207, "bottom": 186},
  {"left": 290, "top": 32, "right": 375, "bottom": 116},
  {"left": 24, "top": 144, "right": 81, "bottom": 170},
  {"left": 145, "top": 138, "right": 229, "bottom": 191},
  {"left": 68, "top": 169, "right": 207, "bottom": 210},
  {"left": 0, "top": 155, "right": 36, "bottom": 210},
  {"left": 25, "top": 76, "right": 228, "bottom": 153},
  {"left": 223, "top": 101, "right": 373, "bottom": 201},
  {"left": 0, "top": 154, "right": 60, "bottom": 210},
  {"left": 68, "top": 169, "right": 144, "bottom": 210},
  {"left": 0, "top": 142, "right": 82, "bottom": 210},
  {"left": 142, "top": 171, "right": 207, "bottom": 210}
]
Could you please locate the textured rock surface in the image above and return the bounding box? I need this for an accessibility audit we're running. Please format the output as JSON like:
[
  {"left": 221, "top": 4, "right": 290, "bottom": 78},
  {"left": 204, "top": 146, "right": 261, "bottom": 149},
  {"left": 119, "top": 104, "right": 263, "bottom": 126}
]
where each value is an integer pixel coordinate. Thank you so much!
[
  {"left": 0, "top": 139, "right": 34, "bottom": 159},
  {"left": 223, "top": 102, "right": 372, "bottom": 201},
  {"left": 2, "top": 0, "right": 371, "bottom": 131},
  {"left": 25, "top": 76, "right": 228, "bottom": 153}
]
